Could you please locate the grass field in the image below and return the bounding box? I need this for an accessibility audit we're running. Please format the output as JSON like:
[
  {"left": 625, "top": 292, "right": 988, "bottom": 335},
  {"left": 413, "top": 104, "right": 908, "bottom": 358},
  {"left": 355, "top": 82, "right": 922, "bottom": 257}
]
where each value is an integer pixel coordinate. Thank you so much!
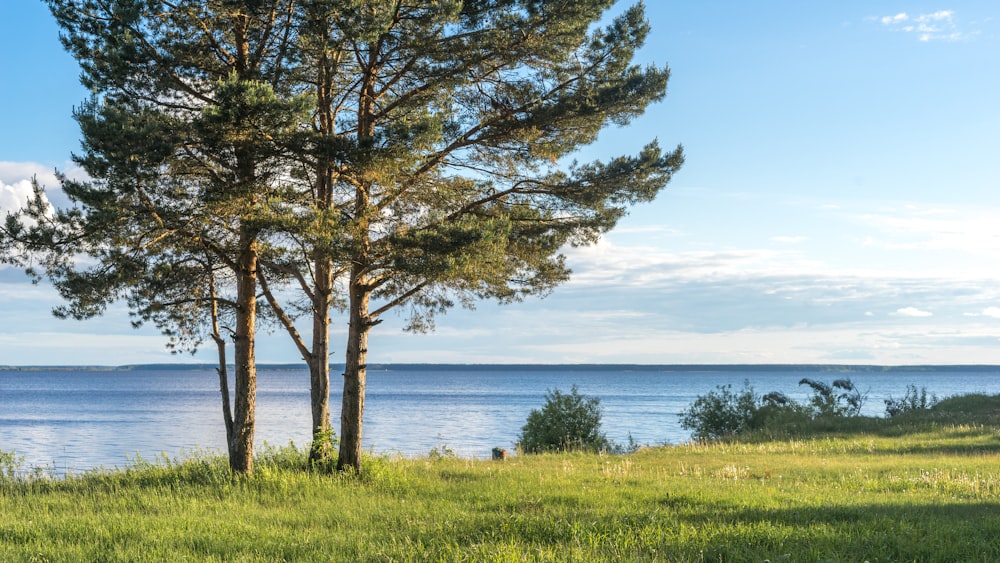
[{"left": 3, "top": 395, "right": 1000, "bottom": 561}]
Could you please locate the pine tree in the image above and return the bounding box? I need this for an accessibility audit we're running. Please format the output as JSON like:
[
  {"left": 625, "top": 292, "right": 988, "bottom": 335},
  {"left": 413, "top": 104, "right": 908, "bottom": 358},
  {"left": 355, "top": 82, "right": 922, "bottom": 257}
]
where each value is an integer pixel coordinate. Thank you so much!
[
  {"left": 287, "top": 0, "right": 683, "bottom": 472},
  {"left": 8, "top": 0, "right": 309, "bottom": 474}
]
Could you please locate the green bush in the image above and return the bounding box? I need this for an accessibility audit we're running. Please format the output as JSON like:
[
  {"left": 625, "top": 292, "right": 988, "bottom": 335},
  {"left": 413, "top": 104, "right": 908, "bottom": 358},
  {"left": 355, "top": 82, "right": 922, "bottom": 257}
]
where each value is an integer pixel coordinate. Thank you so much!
[
  {"left": 885, "top": 385, "right": 939, "bottom": 417},
  {"left": 680, "top": 378, "right": 876, "bottom": 442},
  {"left": 799, "top": 378, "right": 866, "bottom": 417},
  {"left": 679, "top": 381, "right": 759, "bottom": 441},
  {"left": 518, "top": 386, "right": 611, "bottom": 453}
]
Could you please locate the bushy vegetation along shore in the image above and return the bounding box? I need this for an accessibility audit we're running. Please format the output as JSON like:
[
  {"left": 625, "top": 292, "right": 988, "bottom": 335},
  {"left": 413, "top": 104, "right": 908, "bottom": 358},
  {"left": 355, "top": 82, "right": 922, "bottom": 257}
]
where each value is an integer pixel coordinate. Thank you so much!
[{"left": 3, "top": 394, "right": 1000, "bottom": 561}]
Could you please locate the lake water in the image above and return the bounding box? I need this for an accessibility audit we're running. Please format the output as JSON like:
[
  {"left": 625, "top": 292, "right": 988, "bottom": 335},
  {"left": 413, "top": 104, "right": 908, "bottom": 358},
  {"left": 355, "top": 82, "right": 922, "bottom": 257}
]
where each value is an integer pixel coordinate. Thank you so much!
[{"left": 1, "top": 365, "right": 998, "bottom": 474}]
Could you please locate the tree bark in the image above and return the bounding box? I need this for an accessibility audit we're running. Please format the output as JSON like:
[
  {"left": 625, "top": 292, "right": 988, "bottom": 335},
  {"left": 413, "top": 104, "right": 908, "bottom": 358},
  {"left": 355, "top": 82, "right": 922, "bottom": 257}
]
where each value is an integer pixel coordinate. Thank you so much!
[
  {"left": 308, "top": 43, "right": 337, "bottom": 467},
  {"left": 209, "top": 269, "right": 235, "bottom": 449},
  {"left": 308, "top": 254, "right": 333, "bottom": 465},
  {"left": 337, "top": 266, "right": 370, "bottom": 473},
  {"left": 229, "top": 230, "right": 258, "bottom": 474}
]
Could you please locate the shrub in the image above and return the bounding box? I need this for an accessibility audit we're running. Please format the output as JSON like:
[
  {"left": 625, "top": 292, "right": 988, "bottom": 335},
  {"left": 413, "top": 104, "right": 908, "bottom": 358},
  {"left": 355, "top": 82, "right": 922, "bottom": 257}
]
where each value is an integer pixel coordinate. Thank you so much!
[
  {"left": 679, "top": 381, "right": 759, "bottom": 441},
  {"left": 0, "top": 450, "right": 24, "bottom": 481},
  {"left": 518, "top": 386, "right": 611, "bottom": 453},
  {"left": 885, "top": 385, "right": 939, "bottom": 417},
  {"left": 680, "top": 378, "right": 874, "bottom": 442},
  {"left": 799, "top": 377, "right": 865, "bottom": 417}
]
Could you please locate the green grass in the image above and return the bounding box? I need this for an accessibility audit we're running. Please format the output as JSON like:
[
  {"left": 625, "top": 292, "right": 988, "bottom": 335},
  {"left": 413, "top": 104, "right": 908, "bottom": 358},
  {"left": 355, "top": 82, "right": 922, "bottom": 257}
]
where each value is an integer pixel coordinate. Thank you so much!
[{"left": 4, "top": 396, "right": 1000, "bottom": 561}]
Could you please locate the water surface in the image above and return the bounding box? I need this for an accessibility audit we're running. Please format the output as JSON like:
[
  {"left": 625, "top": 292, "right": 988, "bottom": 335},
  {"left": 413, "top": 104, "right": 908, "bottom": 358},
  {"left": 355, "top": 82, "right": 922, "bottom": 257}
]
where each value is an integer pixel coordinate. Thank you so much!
[{"left": 1, "top": 365, "right": 997, "bottom": 473}]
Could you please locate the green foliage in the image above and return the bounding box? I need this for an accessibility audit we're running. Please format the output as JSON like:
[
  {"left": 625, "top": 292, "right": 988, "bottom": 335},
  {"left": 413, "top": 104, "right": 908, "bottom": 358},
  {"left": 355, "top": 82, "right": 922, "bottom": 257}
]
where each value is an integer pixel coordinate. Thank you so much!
[
  {"left": 680, "top": 378, "right": 887, "bottom": 442},
  {"left": 799, "top": 377, "right": 866, "bottom": 417},
  {"left": 8, "top": 0, "right": 685, "bottom": 474},
  {"left": 885, "top": 384, "right": 939, "bottom": 417},
  {"left": 307, "top": 427, "right": 339, "bottom": 472},
  {"left": 427, "top": 443, "right": 458, "bottom": 461},
  {"left": 518, "top": 386, "right": 612, "bottom": 453},
  {"left": 932, "top": 393, "right": 1000, "bottom": 416},
  {"left": 679, "top": 381, "right": 760, "bottom": 441},
  {"left": 0, "top": 450, "right": 24, "bottom": 481}
]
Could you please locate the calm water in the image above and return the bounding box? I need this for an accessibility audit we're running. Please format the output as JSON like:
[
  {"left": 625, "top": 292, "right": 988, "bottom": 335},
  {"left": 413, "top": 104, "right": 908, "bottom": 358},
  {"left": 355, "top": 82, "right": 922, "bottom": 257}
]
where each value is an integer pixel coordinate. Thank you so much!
[{"left": 1, "top": 365, "right": 998, "bottom": 474}]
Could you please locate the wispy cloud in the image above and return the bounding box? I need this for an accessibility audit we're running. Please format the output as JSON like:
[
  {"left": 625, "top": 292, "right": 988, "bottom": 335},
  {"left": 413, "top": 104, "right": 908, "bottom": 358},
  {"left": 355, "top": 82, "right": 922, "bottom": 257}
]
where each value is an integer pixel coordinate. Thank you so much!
[
  {"left": 894, "top": 306, "right": 933, "bottom": 317},
  {"left": 881, "top": 13, "right": 911, "bottom": 26},
  {"left": 771, "top": 236, "right": 807, "bottom": 244},
  {"left": 872, "top": 10, "right": 977, "bottom": 42},
  {"left": 850, "top": 204, "right": 1000, "bottom": 275},
  {"left": 967, "top": 307, "right": 1000, "bottom": 319}
]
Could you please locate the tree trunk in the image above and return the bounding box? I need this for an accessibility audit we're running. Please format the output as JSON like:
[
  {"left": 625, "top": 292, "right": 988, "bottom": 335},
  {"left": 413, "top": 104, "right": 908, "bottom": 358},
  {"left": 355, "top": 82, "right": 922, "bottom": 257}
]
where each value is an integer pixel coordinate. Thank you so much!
[
  {"left": 337, "top": 266, "right": 370, "bottom": 473},
  {"left": 229, "top": 233, "right": 258, "bottom": 474},
  {"left": 337, "top": 49, "right": 377, "bottom": 474},
  {"left": 308, "top": 254, "right": 333, "bottom": 465},
  {"left": 309, "top": 45, "right": 337, "bottom": 467},
  {"left": 209, "top": 270, "right": 235, "bottom": 450}
]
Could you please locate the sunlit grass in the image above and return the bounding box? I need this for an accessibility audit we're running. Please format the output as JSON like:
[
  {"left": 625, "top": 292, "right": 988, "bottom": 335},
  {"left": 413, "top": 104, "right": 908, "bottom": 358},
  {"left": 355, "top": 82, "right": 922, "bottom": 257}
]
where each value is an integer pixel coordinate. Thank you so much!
[{"left": 3, "top": 396, "right": 1000, "bottom": 561}]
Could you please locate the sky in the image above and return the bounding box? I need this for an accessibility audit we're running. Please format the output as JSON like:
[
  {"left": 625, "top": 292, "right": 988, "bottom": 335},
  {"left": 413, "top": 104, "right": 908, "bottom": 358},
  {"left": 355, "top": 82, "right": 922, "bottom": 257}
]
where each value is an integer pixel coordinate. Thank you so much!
[{"left": 1, "top": 2, "right": 999, "bottom": 366}]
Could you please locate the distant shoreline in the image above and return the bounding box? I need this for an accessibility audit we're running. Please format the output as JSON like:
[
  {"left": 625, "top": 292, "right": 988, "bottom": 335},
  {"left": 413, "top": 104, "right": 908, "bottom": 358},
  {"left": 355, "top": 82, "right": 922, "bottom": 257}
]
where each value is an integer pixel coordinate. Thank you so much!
[{"left": 2, "top": 363, "right": 999, "bottom": 373}]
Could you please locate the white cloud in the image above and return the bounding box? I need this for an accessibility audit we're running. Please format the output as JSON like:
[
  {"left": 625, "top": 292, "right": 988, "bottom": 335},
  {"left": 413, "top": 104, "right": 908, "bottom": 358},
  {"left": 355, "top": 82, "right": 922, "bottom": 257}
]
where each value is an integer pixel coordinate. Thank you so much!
[
  {"left": 0, "top": 161, "right": 60, "bottom": 188},
  {"left": 0, "top": 331, "right": 179, "bottom": 365},
  {"left": 874, "top": 9, "right": 975, "bottom": 42},
  {"left": 850, "top": 204, "right": 1000, "bottom": 274},
  {"left": 982, "top": 307, "right": 1000, "bottom": 319},
  {"left": 612, "top": 225, "right": 683, "bottom": 236},
  {"left": 881, "top": 13, "right": 909, "bottom": 25},
  {"left": 0, "top": 161, "right": 83, "bottom": 210},
  {"left": 770, "top": 236, "right": 806, "bottom": 244},
  {"left": 0, "top": 178, "right": 55, "bottom": 226},
  {"left": 917, "top": 10, "right": 954, "bottom": 23},
  {"left": 894, "top": 307, "right": 933, "bottom": 317},
  {"left": 0, "top": 178, "right": 36, "bottom": 214},
  {"left": 562, "top": 239, "right": 825, "bottom": 288},
  {"left": 407, "top": 317, "right": 1000, "bottom": 365}
]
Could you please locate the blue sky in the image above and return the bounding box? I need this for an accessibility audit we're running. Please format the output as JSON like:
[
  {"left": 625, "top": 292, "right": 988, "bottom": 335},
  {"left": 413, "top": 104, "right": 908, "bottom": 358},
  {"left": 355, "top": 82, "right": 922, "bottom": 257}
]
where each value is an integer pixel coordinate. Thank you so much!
[{"left": 2, "top": 2, "right": 999, "bottom": 365}]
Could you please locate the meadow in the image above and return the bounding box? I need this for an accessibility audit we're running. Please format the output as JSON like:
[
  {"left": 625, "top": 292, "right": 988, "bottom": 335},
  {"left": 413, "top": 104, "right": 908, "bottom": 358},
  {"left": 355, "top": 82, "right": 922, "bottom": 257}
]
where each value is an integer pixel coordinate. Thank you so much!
[{"left": 3, "top": 395, "right": 1000, "bottom": 561}]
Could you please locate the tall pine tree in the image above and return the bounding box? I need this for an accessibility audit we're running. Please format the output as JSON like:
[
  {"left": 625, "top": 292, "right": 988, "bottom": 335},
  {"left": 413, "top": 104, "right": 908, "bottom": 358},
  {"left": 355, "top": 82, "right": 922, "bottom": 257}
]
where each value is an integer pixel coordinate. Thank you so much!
[
  {"left": 286, "top": 0, "right": 683, "bottom": 472},
  {"left": 9, "top": 0, "right": 309, "bottom": 473}
]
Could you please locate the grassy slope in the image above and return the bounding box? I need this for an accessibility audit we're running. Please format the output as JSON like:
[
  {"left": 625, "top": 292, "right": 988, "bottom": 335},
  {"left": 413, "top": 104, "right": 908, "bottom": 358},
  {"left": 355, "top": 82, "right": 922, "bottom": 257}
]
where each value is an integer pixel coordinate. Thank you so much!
[{"left": 3, "top": 396, "right": 1000, "bottom": 561}]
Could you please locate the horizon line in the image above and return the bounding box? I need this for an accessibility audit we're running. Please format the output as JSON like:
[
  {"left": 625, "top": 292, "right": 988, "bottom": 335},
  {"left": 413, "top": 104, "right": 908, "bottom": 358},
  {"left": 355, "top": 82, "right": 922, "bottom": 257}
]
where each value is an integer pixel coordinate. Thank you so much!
[{"left": 3, "top": 362, "right": 1000, "bottom": 372}]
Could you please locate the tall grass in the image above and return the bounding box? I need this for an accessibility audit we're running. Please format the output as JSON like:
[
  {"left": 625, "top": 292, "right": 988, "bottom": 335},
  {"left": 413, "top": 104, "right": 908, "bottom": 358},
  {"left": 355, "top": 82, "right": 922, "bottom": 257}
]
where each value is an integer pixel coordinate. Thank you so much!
[{"left": 2, "top": 395, "right": 1000, "bottom": 561}]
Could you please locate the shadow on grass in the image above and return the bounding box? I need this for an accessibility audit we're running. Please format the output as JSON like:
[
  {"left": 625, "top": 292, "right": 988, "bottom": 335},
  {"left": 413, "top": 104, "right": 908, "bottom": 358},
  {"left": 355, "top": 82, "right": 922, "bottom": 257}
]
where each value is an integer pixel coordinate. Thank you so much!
[
  {"left": 441, "top": 493, "right": 1000, "bottom": 560},
  {"left": 667, "top": 498, "right": 1000, "bottom": 560}
]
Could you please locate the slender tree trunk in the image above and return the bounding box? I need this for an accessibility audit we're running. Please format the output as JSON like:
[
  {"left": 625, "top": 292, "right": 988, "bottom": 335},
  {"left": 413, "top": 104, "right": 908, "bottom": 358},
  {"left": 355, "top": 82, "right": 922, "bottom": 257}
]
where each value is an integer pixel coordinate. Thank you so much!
[
  {"left": 309, "top": 44, "right": 338, "bottom": 466},
  {"left": 209, "top": 270, "right": 235, "bottom": 448},
  {"left": 336, "top": 48, "right": 378, "bottom": 474},
  {"left": 229, "top": 231, "right": 258, "bottom": 474},
  {"left": 214, "top": 340, "right": 235, "bottom": 451},
  {"left": 337, "top": 266, "right": 370, "bottom": 473},
  {"left": 308, "top": 254, "right": 333, "bottom": 465}
]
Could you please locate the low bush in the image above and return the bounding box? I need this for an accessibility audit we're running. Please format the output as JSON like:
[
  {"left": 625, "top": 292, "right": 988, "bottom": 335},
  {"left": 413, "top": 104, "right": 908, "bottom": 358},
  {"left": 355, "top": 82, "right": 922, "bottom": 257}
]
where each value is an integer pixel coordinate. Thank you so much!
[
  {"left": 679, "top": 378, "right": 925, "bottom": 442},
  {"left": 885, "top": 384, "right": 938, "bottom": 417},
  {"left": 678, "top": 381, "right": 759, "bottom": 441},
  {"left": 518, "top": 386, "right": 612, "bottom": 453},
  {"left": 799, "top": 377, "right": 866, "bottom": 417}
]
